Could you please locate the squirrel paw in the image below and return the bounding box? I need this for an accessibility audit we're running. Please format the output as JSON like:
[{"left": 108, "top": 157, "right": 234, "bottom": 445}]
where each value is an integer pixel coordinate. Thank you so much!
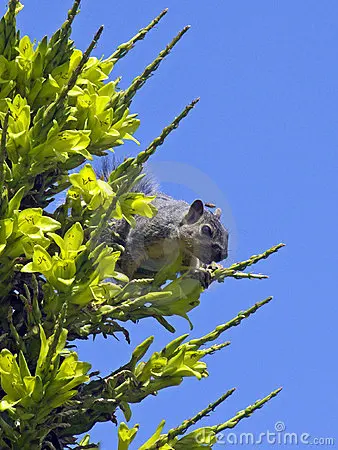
[
  {"left": 206, "top": 262, "right": 224, "bottom": 271},
  {"left": 188, "top": 268, "right": 212, "bottom": 289}
]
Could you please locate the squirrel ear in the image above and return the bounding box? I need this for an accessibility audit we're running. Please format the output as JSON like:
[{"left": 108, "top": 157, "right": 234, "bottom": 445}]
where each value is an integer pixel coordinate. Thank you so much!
[
  {"left": 185, "top": 199, "right": 204, "bottom": 224},
  {"left": 214, "top": 208, "right": 222, "bottom": 219}
]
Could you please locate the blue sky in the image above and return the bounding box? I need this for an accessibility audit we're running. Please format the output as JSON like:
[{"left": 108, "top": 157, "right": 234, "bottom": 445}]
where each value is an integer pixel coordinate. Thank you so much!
[{"left": 9, "top": 0, "right": 338, "bottom": 448}]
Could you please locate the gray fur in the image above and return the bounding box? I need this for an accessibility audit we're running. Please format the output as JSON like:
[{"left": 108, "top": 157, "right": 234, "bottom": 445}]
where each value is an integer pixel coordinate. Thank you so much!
[
  {"left": 99, "top": 156, "right": 158, "bottom": 196},
  {"left": 100, "top": 158, "right": 229, "bottom": 279},
  {"left": 113, "top": 193, "right": 228, "bottom": 278}
]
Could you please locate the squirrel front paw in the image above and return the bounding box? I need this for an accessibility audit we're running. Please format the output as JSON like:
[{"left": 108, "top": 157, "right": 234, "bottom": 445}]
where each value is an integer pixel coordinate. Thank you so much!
[{"left": 188, "top": 267, "right": 212, "bottom": 289}]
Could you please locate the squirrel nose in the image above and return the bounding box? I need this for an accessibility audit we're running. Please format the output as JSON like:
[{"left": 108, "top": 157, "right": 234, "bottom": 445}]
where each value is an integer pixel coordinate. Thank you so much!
[
  {"left": 219, "top": 245, "right": 228, "bottom": 261},
  {"left": 213, "top": 246, "right": 227, "bottom": 262}
]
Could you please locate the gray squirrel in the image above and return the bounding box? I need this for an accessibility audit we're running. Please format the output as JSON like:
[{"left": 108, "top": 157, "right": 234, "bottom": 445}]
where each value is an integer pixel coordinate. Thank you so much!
[{"left": 100, "top": 159, "right": 229, "bottom": 280}]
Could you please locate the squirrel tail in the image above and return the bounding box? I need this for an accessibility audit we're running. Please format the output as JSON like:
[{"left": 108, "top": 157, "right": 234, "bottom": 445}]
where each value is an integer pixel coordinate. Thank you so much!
[{"left": 97, "top": 156, "right": 159, "bottom": 196}]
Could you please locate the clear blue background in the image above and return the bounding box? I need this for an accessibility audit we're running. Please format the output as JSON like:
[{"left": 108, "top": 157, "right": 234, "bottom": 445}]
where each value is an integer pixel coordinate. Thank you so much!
[{"left": 6, "top": 0, "right": 338, "bottom": 448}]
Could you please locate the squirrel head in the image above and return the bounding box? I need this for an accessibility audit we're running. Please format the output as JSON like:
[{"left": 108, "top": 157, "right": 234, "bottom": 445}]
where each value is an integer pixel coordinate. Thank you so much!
[{"left": 179, "top": 200, "right": 229, "bottom": 264}]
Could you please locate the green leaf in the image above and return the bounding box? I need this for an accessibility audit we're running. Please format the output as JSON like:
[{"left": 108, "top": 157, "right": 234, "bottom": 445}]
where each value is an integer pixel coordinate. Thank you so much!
[
  {"left": 0, "top": 349, "right": 15, "bottom": 374},
  {"left": 139, "top": 420, "right": 166, "bottom": 450},
  {"left": 0, "top": 398, "right": 19, "bottom": 412},
  {"left": 52, "top": 258, "right": 76, "bottom": 282},
  {"left": 69, "top": 164, "right": 97, "bottom": 192},
  {"left": 47, "top": 232, "right": 66, "bottom": 255},
  {"left": 7, "top": 186, "right": 25, "bottom": 216},
  {"left": 120, "top": 401, "right": 132, "bottom": 422},
  {"left": 47, "top": 389, "right": 77, "bottom": 409},
  {"left": 18, "top": 208, "right": 60, "bottom": 234},
  {"left": 0, "top": 218, "right": 14, "bottom": 255},
  {"left": 18, "top": 35, "right": 34, "bottom": 59},
  {"left": 118, "top": 422, "right": 139, "bottom": 450},
  {"left": 55, "top": 328, "right": 68, "bottom": 357},
  {"left": 64, "top": 222, "right": 84, "bottom": 253},
  {"left": 131, "top": 336, "right": 154, "bottom": 366},
  {"left": 160, "top": 334, "right": 189, "bottom": 358},
  {"left": 0, "top": 350, "right": 25, "bottom": 401},
  {"left": 36, "top": 325, "right": 48, "bottom": 377},
  {"left": 18, "top": 351, "right": 31, "bottom": 379},
  {"left": 21, "top": 245, "right": 53, "bottom": 274},
  {"left": 78, "top": 434, "right": 99, "bottom": 449},
  {"left": 30, "top": 375, "right": 44, "bottom": 403}
]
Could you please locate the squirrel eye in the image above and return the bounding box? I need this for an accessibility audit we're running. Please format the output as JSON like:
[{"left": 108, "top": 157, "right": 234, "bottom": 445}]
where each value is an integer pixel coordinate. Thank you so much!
[{"left": 201, "top": 225, "right": 213, "bottom": 237}]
